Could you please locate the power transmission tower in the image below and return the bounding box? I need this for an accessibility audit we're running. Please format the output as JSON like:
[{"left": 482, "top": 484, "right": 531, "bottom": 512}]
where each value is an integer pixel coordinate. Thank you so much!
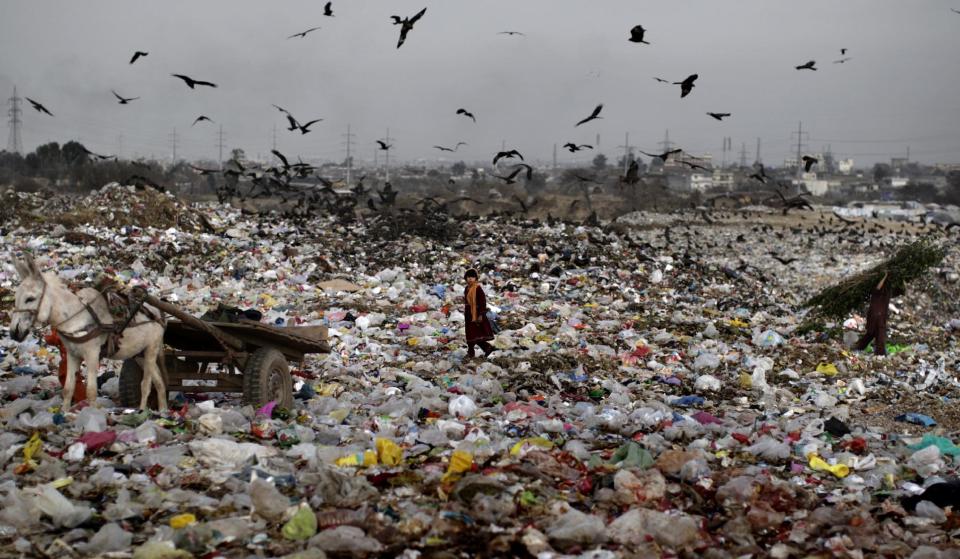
[
  {"left": 617, "top": 132, "right": 631, "bottom": 174},
  {"left": 721, "top": 137, "right": 731, "bottom": 168},
  {"left": 6, "top": 86, "right": 23, "bottom": 154},
  {"left": 216, "top": 125, "right": 226, "bottom": 168},
  {"left": 342, "top": 124, "right": 355, "bottom": 185},
  {"left": 117, "top": 135, "right": 124, "bottom": 160},
  {"left": 739, "top": 142, "right": 747, "bottom": 168},
  {"left": 169, "top": 128, "right": 179, "bottom": 163},
  {"left": 552, "top": 143, "right": 557, "bottom": 171},
  {"left": 595, "top": 133, "right": 600, "bottom": 153},
  {"left": 791, "top": 121, "right": 808, "bottom": 174},
  {"left": 754, "top": 137, "right": 762, "bottom": 166},
  {"left": 657, "top": 129, "right": 674, "bottom": 153}
]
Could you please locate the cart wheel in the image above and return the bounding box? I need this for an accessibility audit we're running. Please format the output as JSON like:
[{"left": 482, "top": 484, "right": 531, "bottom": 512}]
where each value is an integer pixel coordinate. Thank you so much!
[
  {"left": 243, "top": 348, "right": 294, "bottom": 409},
  {"left": 119, "top": 359, "right": 162, "bottom": 410}
]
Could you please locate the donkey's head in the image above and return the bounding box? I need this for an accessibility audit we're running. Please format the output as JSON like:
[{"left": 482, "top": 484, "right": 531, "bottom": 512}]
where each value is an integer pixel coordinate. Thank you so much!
[{"left": 10, "top": 256, "right": 51, "bottom": 342}]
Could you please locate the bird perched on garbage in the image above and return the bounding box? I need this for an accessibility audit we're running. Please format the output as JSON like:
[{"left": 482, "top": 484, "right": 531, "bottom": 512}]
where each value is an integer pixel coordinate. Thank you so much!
[
  {"left": 707, "top": 112, "right": 731, "bottom": 121},
  {"left": 129, "top": 51, "right": 148, "bottom": 64},
  {"left": 563, "top": 143, "right": 592, "bottom": 152},
  {"left": 394, "top": 7, "right": 427, "bottom": 48},
  {"left": 493, "top": 149, "right": 523, "bottom": 165},
  {"left": 795, "top": 60, "right": 817, "bottom": 71},
  {"left": 171, "top": 73, "right": 217, "bottom": 88},
  {"left": 575, "top": 104, "right": 603, "bottom": 126},
  {"left": 802, "top": 155, "right": 819, "bottom": 172},
  {"left": 112, "top": 90, "right": 139, "bottom": 104},
  {"left": 25, "top": 97, "right": 53, "bottom": 116},
  {"left": 456, "top": 108, "right": 476, "bottom": 122},
  {"left": 628, "top": 25, "right": 650, "bottom": 44}
]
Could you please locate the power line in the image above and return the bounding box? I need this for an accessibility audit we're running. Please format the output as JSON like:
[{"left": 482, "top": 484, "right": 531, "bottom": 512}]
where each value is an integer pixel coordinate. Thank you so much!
[
  {"left": 216, "top": 125, "right": 226, "bottom": 167},
  {"left": 168, "top": 128, "right": 179, "bottom": 162},
  {"left": 342, "top": 124, "right": 355, "bottom": 185},
  {"left": 6, "top": 86, "right": 23, "bottom": 154},
  {"left": 791, "top": 121, "right": 809, "bottom": 174}
]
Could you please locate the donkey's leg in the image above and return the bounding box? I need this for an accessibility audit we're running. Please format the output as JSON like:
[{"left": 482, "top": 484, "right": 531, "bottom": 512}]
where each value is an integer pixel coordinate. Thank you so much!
[
  {"left": 62, "top": 351, "right": 80, "bottom": 410},
  {"left": 83, "top": 346, "right": 101, "bottom": 406},
  {"left": 148, "top": 339, "right": 168, "bottom": 411},
  {"left": 140, "top": 340, "right": 165, "bottom": 411}
]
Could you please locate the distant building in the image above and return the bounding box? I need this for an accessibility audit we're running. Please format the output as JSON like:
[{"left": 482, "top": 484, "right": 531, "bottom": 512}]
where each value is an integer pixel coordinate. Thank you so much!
[
  {"left": 712, "top": 170, "right": 735, "bottom": 190},
  {"left": 883, "top": 177, "right": 909, "bottom": 188},
  {"left": 837, "top": 159, "right": 854, "bottom": 174},
  {"left": 689, "top": 173, "right": 713, "bottom": 191}
]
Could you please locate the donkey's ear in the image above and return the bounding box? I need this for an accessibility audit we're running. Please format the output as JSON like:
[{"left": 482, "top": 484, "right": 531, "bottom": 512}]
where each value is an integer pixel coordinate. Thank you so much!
[
  {"left": 13, "top": 259, "right": 29, "bottom": 279},
  {"left": 22, "top": 255, "right": 41, "bottom": 278}
]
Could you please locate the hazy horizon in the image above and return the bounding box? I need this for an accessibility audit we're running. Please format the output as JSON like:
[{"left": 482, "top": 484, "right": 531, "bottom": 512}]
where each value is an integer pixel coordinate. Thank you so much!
[{"left": 2, "top": 0, "right": 959, "bottom": 167}]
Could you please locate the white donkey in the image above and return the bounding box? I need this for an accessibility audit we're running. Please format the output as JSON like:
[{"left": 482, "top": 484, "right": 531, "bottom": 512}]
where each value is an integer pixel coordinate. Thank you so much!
[{"left": 9, "top": 255, "right": 168, "bottom": 410}]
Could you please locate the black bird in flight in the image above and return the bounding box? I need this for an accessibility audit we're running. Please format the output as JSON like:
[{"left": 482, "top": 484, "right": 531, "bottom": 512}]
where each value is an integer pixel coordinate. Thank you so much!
[
  {"left": 25, "top": 97, "right": 53, "bottom": 116},
  {"left": 493, "top": 167, "right": 526, "bottom": 184},
  {"left": 563, "top": 143, "right": 593, "bottom": 153},
  {"left": 621, "top": 160, "right": 640, "bottom": 185},
  {"left": 952, "top": 8, "right": 960, "bottom": 13},
  {"left": 628, "top": 25, "right": 650, "bottom": 44},
  {"left": 498, "top": 31, "right": 525, "bottom": 36},
  {"left": 795, "top": 60, "right": 817, "bottom": 71},
  {"left": 395, "top": 7, "right": 427, "bottom": 49},
  {"left": 376, "top": 140, "right": 392, "bottom": 151},
  {"left": 770, "top": 253, "right": 799, "bottom": 265},
  {"left": 707, "top": 112, "right": 731, "bottom": 121},
  {"left": 171, "top": 74, "right": 217, "bottom": 88},
  {"left": 81, "top": 146, "right": 115, "bottom": 160},
  {"left": 575, "top": 104, "right": 603, "bottom": 127},
  {"left": 833, "top": 57, "right": 852, "bottom": 64},
  {"left": 192, "top": 115, "right": 214, "bottom": 126},
  {"left": 749, "top": 164, "right": 768, "bottom": 184},
  {"left": 296, "top": 119, "right": 323, "bottom": 134},
  {"left": 112, "top": 90, "right": 139, "bottom": 104},
  {"left": 653, "top": 77, "right": 670, "bottom": 83},
  {"left": 190, "top": 165, "right": 221, "bottom": 176},
  {"left": 680, "top": 161, "right": 709, "bottom": 171},
  {"left": 288, "top": 26, "right": 321, "bottom": 39},
  {"left": 129, "top": 51, "right": 148, "bottom": 64},
  {"left": 802, "top": 155, "right": 819, "bottom": 172},
  {"left": 433, "top": 142, "right": 467, "bottom": 152},
  {"left": 285, "top": 114, "right": 300, "bottom": 131},
  {"left": 513, "top": 195, "right": 539, "bottom": 213},
  {"left": 493, "top": 149, "right": 523, "bottom": 165},
  {"left": 456, "top": 108, "right": 476, "bottom": 122},
  {"left": 324, "top": 2, "right": 334, "bottom": 16},
  {"left": 272, "top": 104, "right": 290, "bottom": 114},
  {"left": 639, "top": 148, "right": 682, "bottom": 162},
  {"left": 841, "top": 48, "right": 848, "bottom": 55},
  {"left": 512, "top": 163, "right": 534, "bottom": 181},
  {"left": 676, "top": 74, "right": 698, "bottom": 98}
]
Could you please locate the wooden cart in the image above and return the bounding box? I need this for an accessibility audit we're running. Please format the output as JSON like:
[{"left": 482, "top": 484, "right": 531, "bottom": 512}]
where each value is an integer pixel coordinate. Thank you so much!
[{"left": 119, "top": 294, "right": 330, "bottom": 410}]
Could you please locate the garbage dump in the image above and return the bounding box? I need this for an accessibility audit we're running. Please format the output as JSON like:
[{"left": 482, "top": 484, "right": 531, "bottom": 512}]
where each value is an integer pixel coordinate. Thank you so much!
[{"left": 2, "top": 184, "right": 960, "bottom": 557}]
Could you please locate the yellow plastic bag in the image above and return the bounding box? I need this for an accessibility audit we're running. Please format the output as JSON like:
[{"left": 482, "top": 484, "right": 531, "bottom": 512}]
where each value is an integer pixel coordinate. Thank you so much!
[
  {"left": 510, "top": 437, "right": 554, "bottom": 457},
  {"left": 808, "top": 453, "right": 849, "bottom": 478},
  {"left": 170, "top": 513, "right": 197, "bottom": 529},
  {"left": 376, "top": 438, "right": 403, "bottom": 466},
  {"left": 815, "top": 363, "right": 839, "bottom": 377},
  {"left": 282, "top": 503, "right": 318, "bottom": 541},
  {"left": 16, "top": 432, "right": 43, "bottom": 474},
  {"left": 440, "top": 450, "right": 474, "bottom": 484},
  {"left": 335, "top": 449, "right": 378, "bottom": 468}
]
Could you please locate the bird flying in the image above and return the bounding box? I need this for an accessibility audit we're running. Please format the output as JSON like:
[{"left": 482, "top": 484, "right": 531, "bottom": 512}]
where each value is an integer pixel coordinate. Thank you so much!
[
  {"left": 323, "top": 2, "right": 333, "bottom": 16},
  {"left": 493, "top": 167, "right": 525, "bottom": 184},
  {"left": 296, "top": 119, "right": 323, "bottom": 134},
  {"left": 707, "top": 112, "right": 731, "bottom": 121},
  {"left": 498, "top": 31, "right": 525, "bottom": 36},
  {"left": 192, "top": 115, "right": 213, "bottom": 126},
  {"left": 112, "top": 90, "right": 139, "bottom": 104},
  {"left": 638, "top": 148, "right": 682, "bottom": 162},
  {"left": 376, "top": 140, "right": 392, "bottom": 151},
  {"left": 802, "top": 155, "right": 819, "bottom": 172},
  {"left": 171, "top": 74, "right": 217, "bottom": 88},
  {"left": 628, "top": 25, "right": 650, "bottom": 44},
  {"left": 129, "top": 51, "right": 148, "bottom": 64},
  {"left": 676, "top": 74, "right": 698, "bottom": 98},
  {"left": 25, "top": 97, "right": 53, "bottom": 116},
  {"left": 833, "top": 57, "right": 852, "bottom": 64},
  {"left": 288, "top": 26, "right": 321, "bottom": 39},
  {"left": 575, "top": 104, "right": 603, "bottom": 127},
  {"left": 433, "top": 142, "right": 466, "bottom": 152},
  {"left": 456, "top": 108, "right": 476, "bottom": 122},
  {"left": 795, "top": 60, "right": 817, "bottom": 71},
  {"left": 563, "top": 143, "right": 593, "bottom": 153},
  {"left": 395, "top": 7, "right": 427, "bottom": 48},
  {"left": 493, "top": 149, "right": 523, "bottom": 165}
]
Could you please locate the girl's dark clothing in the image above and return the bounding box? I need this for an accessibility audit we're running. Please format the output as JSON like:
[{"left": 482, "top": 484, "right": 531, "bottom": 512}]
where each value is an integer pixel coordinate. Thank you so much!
[{"left": 464, "top": 283, "right": 495, "bottom": 357}]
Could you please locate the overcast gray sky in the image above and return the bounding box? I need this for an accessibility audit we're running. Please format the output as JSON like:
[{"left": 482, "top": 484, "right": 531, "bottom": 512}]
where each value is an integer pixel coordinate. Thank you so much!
[{"left": 2, "top": 0, "right": 959, "bottom": 167}]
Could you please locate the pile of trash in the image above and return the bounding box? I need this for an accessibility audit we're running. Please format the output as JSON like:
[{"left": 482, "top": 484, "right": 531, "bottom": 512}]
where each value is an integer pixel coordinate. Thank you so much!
[{"left": 2, "top": 191, "right": 960, "bottom": 557}]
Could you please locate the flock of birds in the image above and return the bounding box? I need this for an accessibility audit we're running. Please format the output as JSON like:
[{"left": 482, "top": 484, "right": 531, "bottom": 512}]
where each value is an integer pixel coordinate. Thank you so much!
[{"left": 16, "top": 5, "right": 960, "bottom": 220}]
